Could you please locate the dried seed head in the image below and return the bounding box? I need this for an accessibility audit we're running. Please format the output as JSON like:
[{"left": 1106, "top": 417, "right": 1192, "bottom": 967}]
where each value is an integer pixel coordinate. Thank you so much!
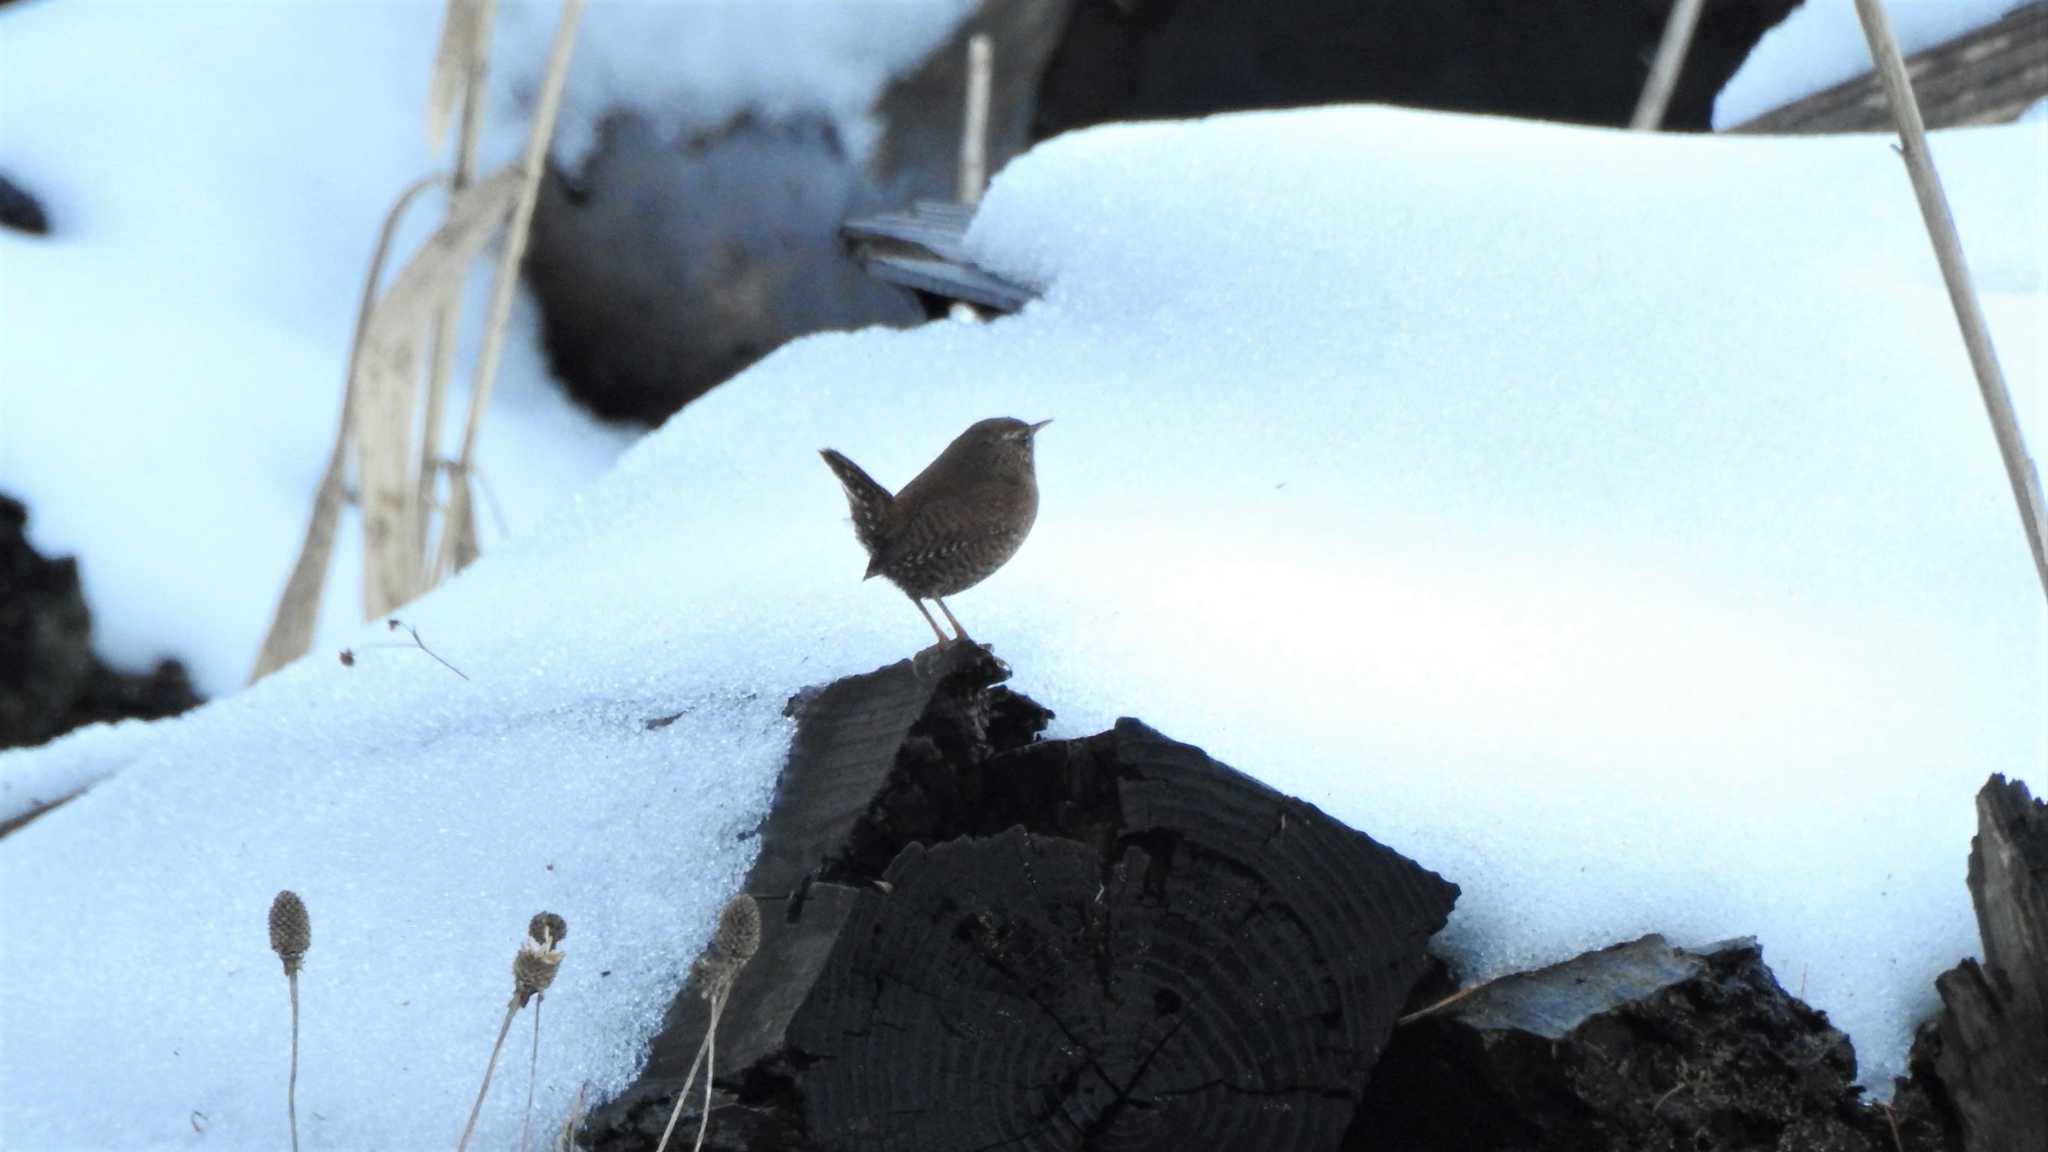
[
  {"left": 711, "top": 894, "right": 760, "bottom": 966},
  {"left": 269, "top": 890, "right": 310, "bottom": 976},
  {"left": 691, "top": 894, "right": 760, "bottom": 997},
  {"left": 515, "top": 934, "right": 564, "bottom": 1007},
  {"left": 528, "top": 912, "right": 568, "bottom": 948}
]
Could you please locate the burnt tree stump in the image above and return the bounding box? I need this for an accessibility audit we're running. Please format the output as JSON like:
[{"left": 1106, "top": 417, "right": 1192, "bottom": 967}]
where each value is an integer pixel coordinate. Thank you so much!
[
  {"left": 588, "top": 645, "right": 1458, "bottom": 1150},
  {"left": 1353, "top": 935, "right": 1947, "bottom": 1151},
  {"left": 1922, "top": 775, "right": 2048, "bottom": 1152}
]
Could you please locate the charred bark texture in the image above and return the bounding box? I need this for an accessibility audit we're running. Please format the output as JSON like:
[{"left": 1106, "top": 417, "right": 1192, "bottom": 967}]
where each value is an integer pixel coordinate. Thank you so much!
[
  {"left": 1353, "top": 935, "right": 1952, "bottom": 1152},
  {"left": 1924, "top": 775, "right": 2048, "bottom": 1152},
  {"left": 587, "top": 645, "right": 1457, "bottom": 1150}
]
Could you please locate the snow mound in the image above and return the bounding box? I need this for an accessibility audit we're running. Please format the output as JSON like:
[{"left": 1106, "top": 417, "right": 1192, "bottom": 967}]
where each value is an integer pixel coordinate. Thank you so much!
[{"left": 2, "top": 101, "right": 2043, "bottom": 1146}]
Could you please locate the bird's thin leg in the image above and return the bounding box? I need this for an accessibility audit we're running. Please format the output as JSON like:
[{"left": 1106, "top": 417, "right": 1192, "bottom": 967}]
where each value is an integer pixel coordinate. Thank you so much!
[
  {"left": 933, "top": 597, "right": 971, "bottom": 643},
  {"left": 909, "top": 597, "right": 951, "bottom": 647}
]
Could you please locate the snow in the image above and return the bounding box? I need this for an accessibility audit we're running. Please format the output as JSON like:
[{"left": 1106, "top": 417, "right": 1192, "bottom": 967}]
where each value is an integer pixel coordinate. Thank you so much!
[
  {"left": 0, "top": 716, "right": 160, "bottom": 828},
  {"left": 4, "top": 19, "right": 2047, "bottom": 1152},
  {"left": 490, "top": 0, "right": 976, "bottom": 170},
  {"left": 0, "top": 0, "right": 633, "bottom": 699},
  {"left": 1714, "top": 0, "right": 2019, "bottom": 129},
  {"left": 0, "top": 0, "right": 970, "bottom": 700}
]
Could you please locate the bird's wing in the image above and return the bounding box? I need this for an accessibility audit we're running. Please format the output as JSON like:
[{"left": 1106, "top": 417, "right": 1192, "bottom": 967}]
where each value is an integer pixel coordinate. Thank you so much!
[{"left": 876, "top": 483, "right": 1028, "bottom": 577}]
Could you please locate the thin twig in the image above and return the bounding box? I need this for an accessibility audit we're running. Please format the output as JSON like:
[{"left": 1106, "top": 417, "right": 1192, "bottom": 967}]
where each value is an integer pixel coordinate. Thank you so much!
[
  {"left": 1854, "top": 0, "right": 2048, "bottom": 601},
  {"left": 652, "top": 1024, "right": 712, "bottom": 1152},
  {"left": 1397, "top": 981, "right": 1482, "bottom": 1025},
  {"left": 386, "top": 618, "right": 470, "bottom": 680},
  {"left": 437, "top": 0, "right": 587, "bottom": 583},
  {"left": 1630, "top": 0, "right": 1705, "bottom": 131},
  {"left": 692, "top": 986, "right": 720, "bottom": 1152},
  {"left": 1880, "top": 1101, "right": 1907, "bottom": 1152},
  {"left": 1651, "top": 1076, "right": 1689, "bottom": 1116},
  {"left": 441, "top": 458, "right": 512, "bottom": 540},
  {"left": 520, "top": 995, "right": 542, "bottom": 1152},
  {"left": 457, "top": 997, "right": 520, "bottom": 1152},
  {"left": 287, "top": 970, "right": 301, "bottom": 1152}
]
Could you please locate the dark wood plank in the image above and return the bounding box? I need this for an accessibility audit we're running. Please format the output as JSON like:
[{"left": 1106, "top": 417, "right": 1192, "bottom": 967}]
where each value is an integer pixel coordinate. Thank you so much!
[{"left": 1729, "top": 2, "right": 2048, "bottom": 134}]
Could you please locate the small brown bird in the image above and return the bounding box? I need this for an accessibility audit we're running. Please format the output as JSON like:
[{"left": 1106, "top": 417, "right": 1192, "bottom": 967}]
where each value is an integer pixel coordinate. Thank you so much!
[{"left": 821, "top": 417, "right": 1051, "bottom": 646}]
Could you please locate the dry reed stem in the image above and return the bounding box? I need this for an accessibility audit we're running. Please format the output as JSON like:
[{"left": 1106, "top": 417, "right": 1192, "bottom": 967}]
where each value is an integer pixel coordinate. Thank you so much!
[
  {"left": 520, "top": 995, "right": 543, "bottom": 1152},
  {"left": 1630, "top": 0, "right": 1704, "bottom": 131},
  {"left": 427, "top": 0, "right": 486, "bottom": 151},
  {"left": 691, "top": 987, "right": 721, "bottom": 1152},
  {"left": 419, "top": 0, "right": 499, "bottom": 570},
  {"left": 457, "top": 995, "right": 520, "bottom": 1152},
  {"left": 287, "top": 971, "right": 302, "bottom": 1152},
  {"left": 652, "top": 1015, "right": 712, "bottom": 1152},
  {"left": 437, "top": 0, "right": 587, "bottom": 583},
  {"left": 958, "top": 33, "right": 992, "bottom": 203},
  {"left": 356, "top": 167, "right": 522, "bottom": 619},
  {"left": 249, "top": 173, "right": 446, "bottom": 683},
  {"left": 1854, "top": 0, "right": 2048, "bottom": 601},
  {"left": 658, "top": 896, "right": 759, "bottom": 1152}
]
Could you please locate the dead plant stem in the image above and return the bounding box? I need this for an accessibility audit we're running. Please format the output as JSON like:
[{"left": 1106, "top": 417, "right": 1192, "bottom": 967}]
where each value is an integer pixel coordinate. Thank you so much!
[
  {"left": 520, "top": 995, "right": 542, "bottom": 1152},
  {"left": 1854, "top": 0, "right": 2048, "bottom": 601},
  {"left": 1630, "top": 0, "right": 1704, "bottom": 131},
  {"left": 249, "top": 173, "right": 447, "bottom": 683},
  {"left": 437, "top": 0, "right": 586, "bottom": 582},
  {"left": 287, "top": 970, "right": 301, "bottom": 1152},
  {"left": 457, "top": 996, "right": 519, "bottom": 1152},
  {"left": 419, "top": 0, "right": 499, "bottom": 571}
]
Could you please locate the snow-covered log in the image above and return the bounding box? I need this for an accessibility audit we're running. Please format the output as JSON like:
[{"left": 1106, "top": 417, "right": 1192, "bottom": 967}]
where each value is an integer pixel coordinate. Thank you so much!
[{"left": 588, "top": 645, "right": 1458, "bottom": 1149}]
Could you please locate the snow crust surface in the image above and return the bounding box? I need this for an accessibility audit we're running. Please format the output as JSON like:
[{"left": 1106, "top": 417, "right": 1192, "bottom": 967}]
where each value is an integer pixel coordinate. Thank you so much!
[
  {"left": 1715, "top": 0, "right": 2020, "bottom": 128},
  {"left": 3, "top": 24, "right": 2046, "bottom": 1152}
]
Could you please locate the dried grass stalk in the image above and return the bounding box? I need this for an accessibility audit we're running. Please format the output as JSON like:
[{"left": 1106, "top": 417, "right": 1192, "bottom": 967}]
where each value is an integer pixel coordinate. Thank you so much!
[
  {"left": 1854, "top": 0, "right": 2048, "bottom": 600},
  {"left": 461, "top": 920, "right": 565, "bottom": 1152},
  {"left": 958, "top": 33, "right": 993, "bottom": 203},
  {"left": 457, "top": 995, "right": 521, "bottom": 1152},
  {"left": 436, "top": 0, "right": 588, "bottom": 583},
  {"left": 656, "top": 895, "right": 761, "bottom": 1152},
  {"left": 520, "top": 995, "right": 544, "bottom": 1152},
  {"left": 356, "top": 167, "right": 522, "bottom": 620},
  {"left": 419, "top": 0, "right": 500, "bottom": 569},
  {"left": 428, "top": 0, "right": 487, "bottom": 151},
  {"left": 1629, "top": 0, "right": 1704, "bottom": 131},
  {"left": 249, "top": 173, "right": 447, "bottom": 684}
]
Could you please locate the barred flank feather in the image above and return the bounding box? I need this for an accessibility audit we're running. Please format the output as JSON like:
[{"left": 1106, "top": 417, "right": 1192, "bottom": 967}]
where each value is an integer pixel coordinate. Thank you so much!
[{"left": 819, "top": 449, "right": 894, "bottom": 570}]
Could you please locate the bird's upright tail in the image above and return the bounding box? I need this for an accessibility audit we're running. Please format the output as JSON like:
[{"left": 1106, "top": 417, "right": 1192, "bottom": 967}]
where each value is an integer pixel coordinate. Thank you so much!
[{"left": 819, "top": 448, "right": 893, "bottom": 564}]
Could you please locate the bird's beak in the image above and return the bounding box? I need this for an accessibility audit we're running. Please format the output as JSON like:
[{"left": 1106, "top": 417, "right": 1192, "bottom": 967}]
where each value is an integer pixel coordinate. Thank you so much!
[{"left": 1028, "top": 419, "right": 1053, "bottom": 434}]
